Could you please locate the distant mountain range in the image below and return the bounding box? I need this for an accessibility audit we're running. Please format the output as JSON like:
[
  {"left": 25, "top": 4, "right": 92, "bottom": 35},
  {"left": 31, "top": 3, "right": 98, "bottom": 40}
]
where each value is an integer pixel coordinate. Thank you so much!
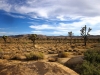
[{"left": 0, "top": 34, "right": 100, "bottom": 39}]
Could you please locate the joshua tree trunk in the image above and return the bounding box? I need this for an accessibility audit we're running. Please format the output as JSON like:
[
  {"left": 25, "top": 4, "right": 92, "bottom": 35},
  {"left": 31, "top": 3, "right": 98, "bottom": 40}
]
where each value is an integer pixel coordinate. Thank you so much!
[
  {"left": 84, "top": 35, "right": 87, "bottom": 46},
  {"left": 32, "top": 40, "right": 35, "bottom": 48},
  {"left": 29, "top": 34, "right": 37, "bottom": 48}
]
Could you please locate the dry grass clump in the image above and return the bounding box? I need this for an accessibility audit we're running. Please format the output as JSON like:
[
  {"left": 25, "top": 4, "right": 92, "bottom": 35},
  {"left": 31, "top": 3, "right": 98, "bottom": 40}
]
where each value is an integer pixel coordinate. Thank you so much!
[
  {"left": 48, "top": 57, "right": 57, "bottom": 62},
  {"left": 71, "top": 45, "right": 76, "bottom": 49},
  {"left": 73, "top": 51, "right": 83, "bottom": 56},
  {"left": 0, "top": 49, "right": 4, "bottom": 59},
  {"left": 48, "top": 50, "right": 56, "bottom": 54},
  {"left": 2, "top": 55, "right": 11, "bottom": 59},
  {"left": 25, "top": 52, "right": 44, "bottom": 60},
  {"left": 58, "top": 52, "right": 69, "bottom": 58},
  {"left": 10, "top": 54, "right": 26, "bottom": 60}
]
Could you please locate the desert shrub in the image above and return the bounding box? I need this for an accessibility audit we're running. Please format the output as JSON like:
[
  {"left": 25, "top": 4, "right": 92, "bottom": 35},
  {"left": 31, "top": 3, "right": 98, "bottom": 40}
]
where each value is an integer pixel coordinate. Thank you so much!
[
  {"left": 73, "top": 51, "right": 83, "bottom": 55},
  {"left": 0, "top": 49, "right": 3, "bottom": 59},
  {"left": 84, "top": 49, "right": 100, "bottom": 63},
  {"left": 71, "top": 45, "right": 75, "bottom": 49},
  {"left": 75, "top": 49, "right": 100, "bottom": 75},
  {"left": 48, "top": 57, "right": 57, "bottom": 62},
  {"left": 48, "top": 51, "right": 56, "bottom": 54},
  {"left": 10, "top": 55, "right": 19, "bottom": 60},
  {"left": 2, "top": 55, "right": 11, "bottom": 59},
  {"left": 58, "top": 52, "right": 68, "bottom": 58},
  {"left": 10, "top": 55, "right": 21, "bottom": 60},
  {"left": 76, "top": 61, "right": 100, "bottom": 75},
  {"left": 10, "top": 54, "right": 26, "bottom": 60},
  {"left": 25, "top": 52, "right": 44, "bottom": 60}
]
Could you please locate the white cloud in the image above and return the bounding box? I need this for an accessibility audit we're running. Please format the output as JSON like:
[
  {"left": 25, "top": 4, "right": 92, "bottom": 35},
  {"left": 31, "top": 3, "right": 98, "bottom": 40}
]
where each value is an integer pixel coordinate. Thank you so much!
[
  {"left": 0, "top": 0, "right": 100, "bottom": 35},
  {"left": 0, "top": 32, "right": 13, "bottom": 36},
  {"left": 31, "top": 30, "right": 43, "bottom": 35},
  {"left": 6, "top": 13, "right": 25, "bottom": 18},
  {"left": 0, "top": 31, "right": 32, "bottom": 36},
  {"left": 90, "top": 30, "right": 100, "bottom": 35},
  {"left": 31, "top": 30, "right": 67, "bottom": 36},
  {"left": 30, "top": 24, "right": 55, "bottom": 30},
  {"left": 1, "top": 0, "right": 100, "bottom": 18},
  {"left": 0, "top": 0, "right": 12, "bottom": 12},
  {"left": 30, "top": 16, "right": 100, "bottom": 35},
  {"left": 0, "top": 32, "right": 7, "bottom": 34}
]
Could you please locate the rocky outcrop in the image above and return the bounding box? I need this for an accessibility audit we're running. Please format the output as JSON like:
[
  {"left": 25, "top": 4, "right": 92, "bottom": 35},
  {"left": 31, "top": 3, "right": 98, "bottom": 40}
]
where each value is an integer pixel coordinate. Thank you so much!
[{"left": 0, "top": 60, "right": 79, "bottom": 75}]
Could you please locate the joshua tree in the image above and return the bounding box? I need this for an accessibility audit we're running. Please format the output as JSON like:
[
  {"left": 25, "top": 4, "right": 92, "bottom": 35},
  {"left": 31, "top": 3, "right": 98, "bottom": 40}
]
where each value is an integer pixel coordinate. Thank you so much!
[
  {"left": 29, "top": 34, "right": 37, "bottom": 48},
  {"left": 68, "top": 31, "right": 73, "bottom": 45},
  {"left": 2, "top": 35, "right": 7, "bottom": 46},
  {"left": 80, "top": 25, "right": 92, "bottom": 46}
]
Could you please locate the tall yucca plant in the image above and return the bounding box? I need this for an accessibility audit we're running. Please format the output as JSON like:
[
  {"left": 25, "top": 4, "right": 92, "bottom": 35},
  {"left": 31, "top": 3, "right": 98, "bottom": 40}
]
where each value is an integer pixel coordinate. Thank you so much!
[
  {"left": 80, "top": 25, "right": 92, "bottom": 46},
  {"left": 29, "top": 34, "right": 37, "bottom": 48},
  {"left": 2, "top": 35, "right": 7, "bottom": 46},
  {"left": 68, "top": 31, "right": 73, "bottom": 45}
]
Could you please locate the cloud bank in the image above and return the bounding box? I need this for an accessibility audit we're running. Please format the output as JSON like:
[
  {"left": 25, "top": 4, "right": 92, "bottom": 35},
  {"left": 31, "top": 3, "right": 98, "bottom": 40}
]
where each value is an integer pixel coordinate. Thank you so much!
[{"left": 0, "top": 0, "right": 100, "bottom": 35}]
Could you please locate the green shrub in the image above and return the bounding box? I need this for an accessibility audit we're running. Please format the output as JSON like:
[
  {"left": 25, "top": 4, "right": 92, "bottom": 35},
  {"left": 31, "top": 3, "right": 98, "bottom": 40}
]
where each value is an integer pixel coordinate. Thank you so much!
[
  {"left": 25, "top": 52, "right": 44, "bottom": 60},
  {"left": 76, "top": 61, "right": 100, "bottom": 75},
  {"left": 84, "top": 49, "right": 100, "bottom": 63},
  {"left": 75, "top": 49, "right": 100, "bottom": 75}
]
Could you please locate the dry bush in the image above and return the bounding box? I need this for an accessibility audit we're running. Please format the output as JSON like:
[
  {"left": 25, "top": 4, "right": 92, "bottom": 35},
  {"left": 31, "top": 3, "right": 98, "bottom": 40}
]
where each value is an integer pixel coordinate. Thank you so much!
[
  {"left": 2, "top": 55, "right": 11, "bottom": 59},
  {"left": 48, "top": 50, "right": 56, "bottom": 54},
  {"left": 25, "top": 52, "right": 44, "bottom": 60},
  {"left": 71, "top": 45, "right": 76, "bottom": 49},
  {"left": 0, "top": 49, "right": 3, "bottom": 59},
  {"left": 73, "top": 51, "right": 83, "bottom": 55},
  {"left": 10, "top": 54, "right": 26, "bottom": 60},
  {"left": 48, "top": 57, "right": 57, "bottom": 62},
  {"left": 58, "top": 52, "right": 69, "bottom": 58}
]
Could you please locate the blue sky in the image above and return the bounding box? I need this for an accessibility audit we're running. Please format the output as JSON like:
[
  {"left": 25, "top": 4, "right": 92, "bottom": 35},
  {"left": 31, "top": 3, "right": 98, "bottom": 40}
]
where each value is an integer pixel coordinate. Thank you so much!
[{"left": 0, "top": 0, "right": 100, "bottom": 36}]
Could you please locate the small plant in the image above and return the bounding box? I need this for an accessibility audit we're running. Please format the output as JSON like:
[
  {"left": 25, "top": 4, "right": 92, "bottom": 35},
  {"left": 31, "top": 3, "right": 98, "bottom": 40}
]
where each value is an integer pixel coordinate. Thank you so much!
[
  {"left": 25, "top": 52, "right": 44, "bottom": 60},
  {"left": 9, "top": 54, "right": 26, "bottom": 60},
  {"left": 48, "top": 57, "right": 57, "bottom": 62},
  {"left": 58, "top": 52, "right": 68, "bottom": 58},
  {"left": 71, "top": 45, "right": 75, "bottom": 49},
  {"left": 0, "top": 49, "right": 3, "bottom": 59},
  {"left": 10, "top": 54, "right": 20, "bottom": 60}
]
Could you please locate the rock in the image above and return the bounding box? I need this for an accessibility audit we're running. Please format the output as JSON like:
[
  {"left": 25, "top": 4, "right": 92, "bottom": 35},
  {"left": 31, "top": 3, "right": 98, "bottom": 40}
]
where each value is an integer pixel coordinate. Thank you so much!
[{"left": 0, "top": 60, "right": 79, "bottom": 75}]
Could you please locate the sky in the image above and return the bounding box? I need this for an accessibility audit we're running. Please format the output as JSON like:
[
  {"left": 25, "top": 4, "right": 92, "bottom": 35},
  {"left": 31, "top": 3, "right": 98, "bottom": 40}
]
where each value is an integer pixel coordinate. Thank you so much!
[{"left": 0, "top": 0, "right": 100, "bottom": 36}]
